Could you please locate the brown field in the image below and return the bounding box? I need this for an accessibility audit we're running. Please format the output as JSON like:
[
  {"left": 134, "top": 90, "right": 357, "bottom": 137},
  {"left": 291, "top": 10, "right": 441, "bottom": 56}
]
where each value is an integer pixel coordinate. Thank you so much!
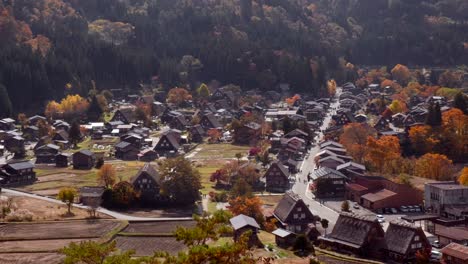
[
  {"left": 115, "top": 206, "right": 193, "bottom": 218},
  {"left": 114, "top": 236, "right": 187, "bottom": 256},
  {"left": 122, "top": 221, "right": 196, "bottom": 234},
  {"left": 0, "top": 220, "right": 123, "bottom": 241},
  {"left": 0, "top": 253, "right": 64, "bottom": 264},
  {"left": 4, "top": 195, "right": 110, "bottom": 221},
  {"left": 0, "top": 238, "right": 90, "bottom": 253}
]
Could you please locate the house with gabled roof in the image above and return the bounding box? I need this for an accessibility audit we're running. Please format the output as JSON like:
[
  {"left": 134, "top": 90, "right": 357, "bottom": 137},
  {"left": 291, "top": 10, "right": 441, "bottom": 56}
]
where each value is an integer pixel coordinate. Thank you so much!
[
  {"left": 111, "top": 108, "right": 137, "bottom": 124},
  {"left": 189, "top": 125, "right": 205, "bottom": 143},
  {"left": 35, "top": 144, "right": 60, "bottom": 164},
  {"left": 332, "top": 110, "right": 355, "bottom": 126},
  {"left": 72, "top": 150, "right": 96, "bottom": 170},
  {"left": 319, "top": 213, "right": 386, "bottom": 258},
  {"left": 373, "top": 116, "right": 389, "bottom": 131},
  {"left": 336, "top": 162, "right": 366, "bottom": 176},
  {"left": 384, "top": 221, "right": 431, "bottom": 263},
  {"left": 273, "top": 191, "right": 315, "bottom": 234},
  {"left": 0, "top": 118, "right": 16, "bottom": 131},
  {"left": 317, "top": 155, "right": 346, "bottom": 170},
  {"left": 153, "top": 132, "right": 180, "bottom": 157},
  {"left": 230, "top": 214, "right": 262, "bottom": 248},
  {"left": 131, "top": 163, "right": 161, "bottom": 202},
  {"left": 114, "top": 141, "right": 139, "bottom": 160},
  {"left": 310, "top": 167, "right": 348, "bottom": 198},
  {"left": 169, "top": 114, "right": 189, "bottom": 131},
  {"left": 319, "top": 141, "right": 343, "bottom": 149},
  {"left": 234, "top": 122, "right": 262, "bottom": 145},
  {"left": 200, "top": 113, "right": 222, "bottom": 130},
  {"left": 0, "top": 161, "right": 36, "bottom": 186},
  {"left": 264, "top": 161, "right": 290, "bottom": 192}
]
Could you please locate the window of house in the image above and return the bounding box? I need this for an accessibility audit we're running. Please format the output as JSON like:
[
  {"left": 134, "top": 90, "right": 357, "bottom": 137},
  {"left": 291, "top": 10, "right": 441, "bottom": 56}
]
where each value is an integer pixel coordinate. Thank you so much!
[
  {"left": 293, "top": 214, "right": 298, "bottom": 219},
  {"left": 301, "top": 213, "right": 305, "bottom": 219},
  {"left": 414, "top": 236, "right": 419, "bottom": 242},
  {"left": 142, "top": 178, "right": 147, "bottom": 183},
  {"left": 297, "top": 207, "right": 302, "bottom": 212}
]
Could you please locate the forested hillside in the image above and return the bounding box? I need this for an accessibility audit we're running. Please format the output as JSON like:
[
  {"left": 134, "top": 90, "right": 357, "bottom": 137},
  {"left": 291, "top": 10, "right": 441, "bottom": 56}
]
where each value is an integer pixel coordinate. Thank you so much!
[{"left": 0, "top": 0, "right": 467, "bottom": 114}]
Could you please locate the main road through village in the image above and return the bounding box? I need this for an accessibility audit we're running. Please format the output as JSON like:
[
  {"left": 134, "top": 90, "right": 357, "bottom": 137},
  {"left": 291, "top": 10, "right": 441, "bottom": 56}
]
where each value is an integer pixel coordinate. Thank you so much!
[{"left": 291, "top": 88, "right": 342, "bottom": 229}]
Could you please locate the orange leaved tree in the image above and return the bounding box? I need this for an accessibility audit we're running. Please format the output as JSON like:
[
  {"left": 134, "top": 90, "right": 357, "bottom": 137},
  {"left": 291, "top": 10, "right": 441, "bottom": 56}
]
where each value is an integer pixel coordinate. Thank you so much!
[
  {"left": 408, "top": 125, "right": 439, "bottom": 156},
  {"left": 340, "top": 123, "right": 376, "bottom": 163},
  {"left": 228, "top": 196, "right": 264, "bottom": 225},
  {"left": 415, "top": 153, "right": 453, "bottom": 180},
  {"left": 365, "top": 135, "right": 401, "bottom": 173}
]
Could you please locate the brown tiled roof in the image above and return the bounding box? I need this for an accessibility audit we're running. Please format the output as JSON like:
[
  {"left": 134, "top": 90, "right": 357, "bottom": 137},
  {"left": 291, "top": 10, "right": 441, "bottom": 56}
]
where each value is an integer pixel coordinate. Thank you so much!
[
  {"left": 436, "top": 226, "right": 468, "bottom": 241},
  {"left": 361, "top": 189, "right": 397, "bottom": 202},
  {"left": 346, "top": 183, "right": 368, "bottom": 192},
  {"left": 440, "top": 243, "right": 468, "bottom": 260}
]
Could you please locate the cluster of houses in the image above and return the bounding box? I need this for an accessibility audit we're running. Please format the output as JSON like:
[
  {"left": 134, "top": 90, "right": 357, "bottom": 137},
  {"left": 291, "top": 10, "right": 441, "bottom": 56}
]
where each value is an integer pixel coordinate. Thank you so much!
[{"left": 308, "top": 139, "right": 423, "bottom": 212}]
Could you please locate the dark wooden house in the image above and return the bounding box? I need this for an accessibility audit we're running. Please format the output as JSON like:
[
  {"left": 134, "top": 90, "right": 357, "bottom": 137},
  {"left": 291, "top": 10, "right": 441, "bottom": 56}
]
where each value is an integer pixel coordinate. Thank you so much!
[
  {"left": 114, "top": 141, "right": 139, "bottom": 160},
  {"left": 272, "top": 228, "right": 296, "bottom": 249},
  {"left": 111, "top": 108, "right": 137, "bottom": 124},
  {"left": 79, "top": 186, "right": 105, "bottom": 207},
  {"left": 153, "top": 133, "right": 180, "bottom": 157},
  {"left": 130, "top": 163, "right": 161, "bottom": 201},
  {"left": 310, "top": 167, "right": 347, "bottom": 198},
  {"left": 384, "top": 221, "right": 431, "bottom": 263},
  {"left": 264, "top": 161, "right": 290, "bottom": 193},
  {"left": 273, "top": 191, "right": 315, "bottom": 234},
  {"left": 0, "top": 161, "right": 36, "bottom": 186},
  {"left": 72, "top": 150, "right": 96, "bottom": 170},
  {"left": 319, "top": 213, "right": 386, "bottom": 258},
  {"left": 56, "top": 153, "right": 71, "bottom": 167},
  {"left": 189, "top": 125, "right": 205, "bottom": 143},
  {"left": 35, "top": 144, "right": 60, "bottom": 164},
  {"left": 230, "top": 214, "right": 262, "bottom": 248},
  {"left": 200, "top": 113, "right": 222, "bottom": 130},
  {"left": 234, "top": 122, "right": 262, "bottom": 145}
]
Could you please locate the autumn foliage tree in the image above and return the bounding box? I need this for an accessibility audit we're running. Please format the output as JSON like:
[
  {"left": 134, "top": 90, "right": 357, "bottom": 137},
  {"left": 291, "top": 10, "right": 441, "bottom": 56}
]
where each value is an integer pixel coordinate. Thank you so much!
[
  {"left": 458, "top": 167, "right": 468, "bottom": 186},
  {"left": 98, "top": 164, "right": 116, "bottom": 188},
  {"left": 441, "top": 109, "right": 468, "bottom": 161},
  {"left": 415, "top": 153, "right": 453, "bottom": 180},
  {"left": 327, "top": 79, "right": 337, "bottom": 97},
  {"left": 228, "top": 196, "right": 264, "bottom": 226},
  {"left": 391, "top": 64, "right": 411, "bottom": 86},
  {"left": 339, "top": 123, "right": 376, "bottom": 163},
  {"left": 408, "top": 125, "right": 439, "bottom": 156},
  {"left": 45, "top": 94, "right": 89, "bottom": 121},
  {"left": 285, "top": 94, "right": 300, "bottom": 106},
  {"left": 207, "top": 128, "right": 221, "bottom": 143},
  {"left": 167, "top": 87, "right": 192, "bottom": 106},
  {"left": 365, "top": 136, "right": 401, "bottom": 173}
]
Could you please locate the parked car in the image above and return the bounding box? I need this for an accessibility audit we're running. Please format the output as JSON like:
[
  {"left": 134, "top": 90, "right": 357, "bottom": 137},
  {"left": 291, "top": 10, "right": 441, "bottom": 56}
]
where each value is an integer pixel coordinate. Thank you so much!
[
  {"left": 376, "top": 214, "right": 384, "bottom": 219},
  {"left": 378, "top": 218, "right": 385, "bottom": 223},
  {"left": 353, "top": 203, "right": 360, "bottom": 209},
  {"left": 400, "top": 206, "right": 409, "bottom": 213},
  {"left": 391, "top": 208, "right": 398, "bottom": 214},
  {"left": 430, "top": 250, "right": 442, "bottom": 261},
  {"left": 431, "top": 240, "right": 441, "bottom": 249}
]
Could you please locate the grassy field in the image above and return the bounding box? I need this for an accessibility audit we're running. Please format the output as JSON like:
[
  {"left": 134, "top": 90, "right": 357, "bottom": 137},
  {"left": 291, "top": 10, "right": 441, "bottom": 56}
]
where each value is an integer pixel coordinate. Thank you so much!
[
  {"left": 22, "top": 161, "right": 147, "bottom": 196},
  {"left": 188, "top": 143, "right": 250, "bottom": 159}
]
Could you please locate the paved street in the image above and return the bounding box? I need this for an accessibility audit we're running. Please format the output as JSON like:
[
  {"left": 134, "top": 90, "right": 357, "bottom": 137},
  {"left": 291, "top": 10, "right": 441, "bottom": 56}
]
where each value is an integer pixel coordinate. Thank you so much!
[{"left": 291, "top": 88, "right": 342, "bottom": 228}]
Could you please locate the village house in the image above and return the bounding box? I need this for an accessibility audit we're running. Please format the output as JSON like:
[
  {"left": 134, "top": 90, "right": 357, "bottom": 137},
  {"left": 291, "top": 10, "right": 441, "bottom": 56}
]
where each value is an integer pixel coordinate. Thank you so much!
[
  {"left": 111, "top": 108, "right": 137, "bottom": 124},
  {"left": 424, "top": 182, "right": 468, "bottom": 220},
  {"left": 120, "top": 133, "right": 144, "bottom": 148},
  {"left": 130, "top": 163, "right": 161, "bottom": 202},
  {"left": 34, "top": 144, "right": 60, "bottom": 164},
  {"left": 272, "top": 228, "right": 297, "bottom": 249},
  {"left": 138, "top": 149, "right": 158, "bottom": 162},
  {"left": 79, "top": 186, "right": 105, "bottom": 207},
  {"left": 0, "top": 118, "right": 15, "bottom": 131},
  {"left": 440, "top": 243, "right": 468, "bottom": 264},
  {"left": 52, "top": 129, "right": 70, "bottom": 148},
  {"left": 373, "top": 116, "right": 390, "bottom": 131},
  {"left": 317, "top": 156, "right": 346, "bottom": 170},
  {"left": 200, "top": 113, "right": 222, "bottom": 130},
  {"left": 346, "top": 176, "right": 423, "bottom": 211},
  {"left": 114, "top": 141, "right": 139, "bottom": 160},
  {"left": 4, "top": 135, "right": 25, "bottom": 152},
  {"left": 153, "top": 132, "right": 180, "bottom": 157},
  {"left": 72, "top": 150, "right": 96, "bottom": 170},
  {"left": 384, "top": 221, "right": 431, "bottom": 263},
  {"left": 435, "top": 225, "right": 468, "bottom": 247},
  {"left": 235, "top": 122, "right": 262, "bottom": 145},
  {"left": 319, "top": 141, "right": 344, "bottom": 149},
  {"left": 319, "top": 213, "right": 386, "bottom": 258},
  {"left": 332, "top": 110, "right": 355, "bottom": 126},
  {"left": 230, "top": 214, "right": 262, "bottom": 248},
  {"left": 169, "top": 115, "right": 189, "bottom": 131},
  {"left": 22, "top": 126, "right": 39, "bottom": 140},
  {"left": 273, "top": 191, "right": 315, "bottom": 235},
  {"left": 0, "top": 161, "right": 36, "bottom": 186},
  {"left": 28, "top": 115, "right": 47, "bottom": 126},
  {"left": 55, "top": 153, "right": 71, "bottom": 167},
  {"left": 189, "top": 125, "right": 205, "bottom": 143},
  {"left": 264, "top": 161, "right": 290, "bottom": 193},
  {"left": 336, "top": 162, "right": 366, "bottom": 177},
  {"left": 310, "top": 167, "right": 348, "bottom": 198}
]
